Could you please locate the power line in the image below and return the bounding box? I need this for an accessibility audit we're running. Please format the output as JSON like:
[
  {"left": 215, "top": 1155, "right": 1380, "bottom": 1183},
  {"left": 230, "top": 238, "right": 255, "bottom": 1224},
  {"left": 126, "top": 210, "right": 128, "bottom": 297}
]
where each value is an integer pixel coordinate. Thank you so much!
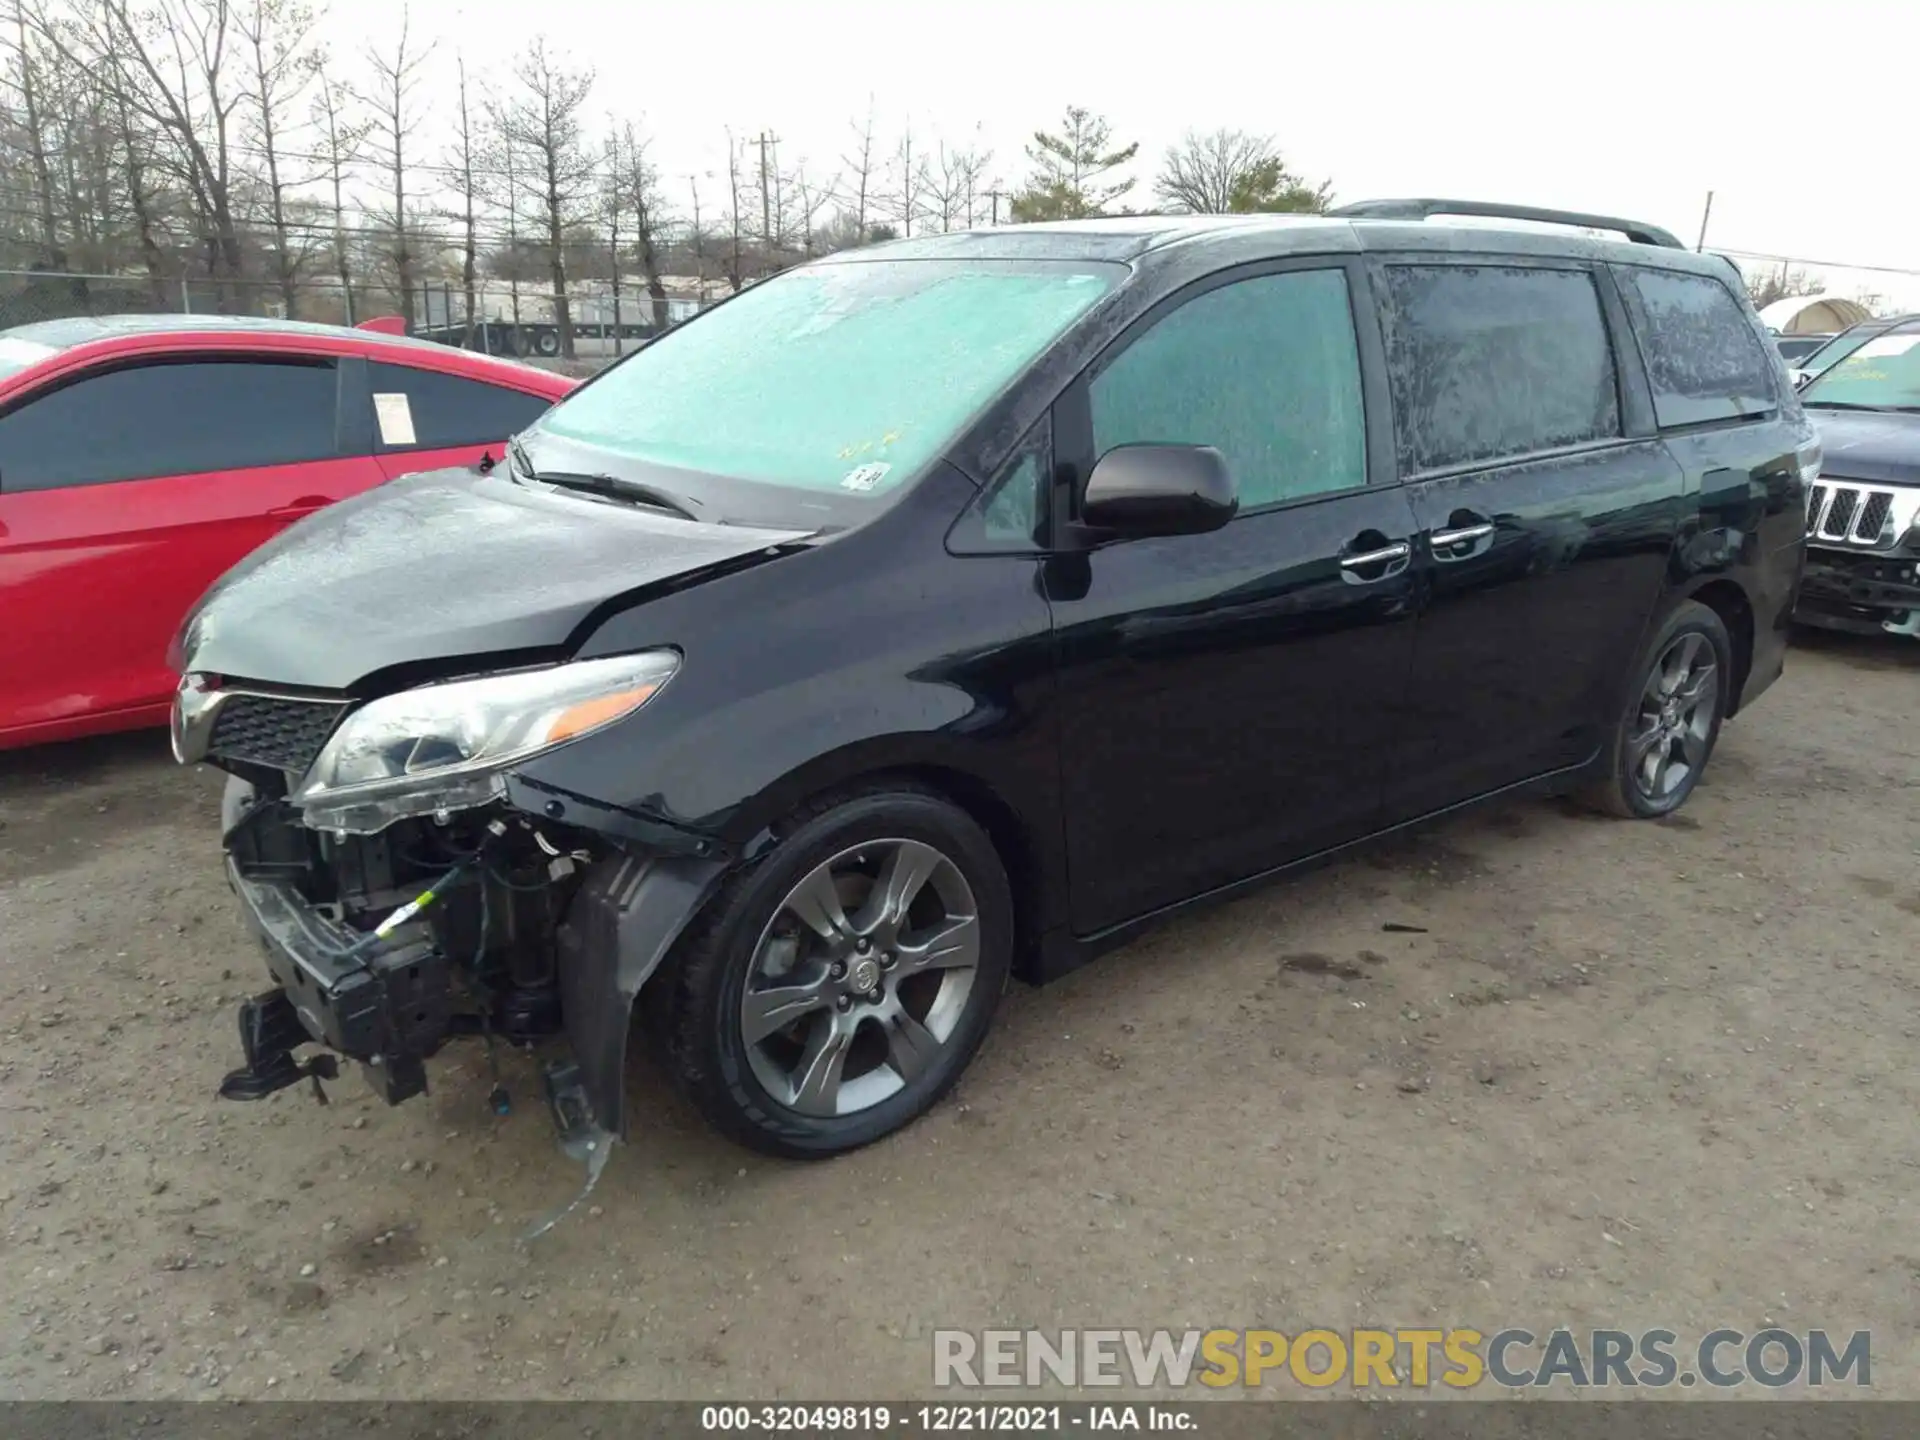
[{"left": 1712, "top": 247, "right": 1920, "bottom": 280}]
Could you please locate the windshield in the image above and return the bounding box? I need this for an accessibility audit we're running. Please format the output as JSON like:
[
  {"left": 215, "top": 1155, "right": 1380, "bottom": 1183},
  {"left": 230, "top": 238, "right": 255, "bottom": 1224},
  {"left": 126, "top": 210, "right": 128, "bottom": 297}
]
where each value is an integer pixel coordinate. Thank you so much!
[
  {"left": 1800, "top": 328, "right": 1920, "bottom": 411},
  {"left": 1797, "top": 325, "right": 1883, "bottom": 380},
  {"left": 532, "top": 259, "right": 1119, "bottom": 497}
]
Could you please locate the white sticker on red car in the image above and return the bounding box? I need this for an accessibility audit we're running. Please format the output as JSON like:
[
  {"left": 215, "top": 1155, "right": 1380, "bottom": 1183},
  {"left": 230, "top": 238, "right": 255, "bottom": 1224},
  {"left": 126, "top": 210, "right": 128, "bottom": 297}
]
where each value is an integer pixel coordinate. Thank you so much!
[{"left": 373, "top": 391, "right": 417, "bottom": 446}]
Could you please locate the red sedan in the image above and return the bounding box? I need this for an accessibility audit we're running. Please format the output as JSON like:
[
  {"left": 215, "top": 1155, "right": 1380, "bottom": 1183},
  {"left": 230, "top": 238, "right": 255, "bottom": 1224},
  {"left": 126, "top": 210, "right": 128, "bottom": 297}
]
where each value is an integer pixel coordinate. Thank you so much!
[{"left": 0, "top": 315, "right": 576, "bottom": 749}]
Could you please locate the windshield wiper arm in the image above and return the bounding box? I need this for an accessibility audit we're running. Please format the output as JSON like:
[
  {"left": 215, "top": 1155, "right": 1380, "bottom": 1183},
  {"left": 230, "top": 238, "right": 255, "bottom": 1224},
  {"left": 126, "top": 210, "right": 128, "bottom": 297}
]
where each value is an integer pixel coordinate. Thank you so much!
[
  {"left": 1803, "top": 400, "right": 1907, "bottom": 412},
  {"left": 532, "top": 469, "right": 705, "bottom": 522}
]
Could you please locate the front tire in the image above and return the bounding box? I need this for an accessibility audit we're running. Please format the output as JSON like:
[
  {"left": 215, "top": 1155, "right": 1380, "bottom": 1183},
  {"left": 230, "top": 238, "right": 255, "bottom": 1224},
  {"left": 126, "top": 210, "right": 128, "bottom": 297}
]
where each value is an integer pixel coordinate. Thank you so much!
[
  {"left": 1582, "top": 600, "right": 1731, "bottom": 818},
  {"left": 661, "top": 786, "right": 1012, "bottom": 1158}
]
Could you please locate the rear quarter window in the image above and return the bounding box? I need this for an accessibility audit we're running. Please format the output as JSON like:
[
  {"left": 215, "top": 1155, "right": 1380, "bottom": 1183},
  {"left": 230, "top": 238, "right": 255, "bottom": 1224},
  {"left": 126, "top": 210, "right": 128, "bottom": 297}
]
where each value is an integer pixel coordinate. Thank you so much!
[
  {"left": 367, "top": 360, "right": 556, "bottom": 451},
  {"left": 1617, "top": 267, "right": 1778, "bottom": 428}
]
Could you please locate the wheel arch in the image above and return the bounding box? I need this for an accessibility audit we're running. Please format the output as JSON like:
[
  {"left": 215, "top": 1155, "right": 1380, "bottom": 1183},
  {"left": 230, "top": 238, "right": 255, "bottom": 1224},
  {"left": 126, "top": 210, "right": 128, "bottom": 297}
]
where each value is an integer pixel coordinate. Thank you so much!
[
  {"left": 1681, "top": 576, "right": 1756, "bottom": 714},
  {"left": 730, "top": 744, "right": 1058, "bottom": 986}
]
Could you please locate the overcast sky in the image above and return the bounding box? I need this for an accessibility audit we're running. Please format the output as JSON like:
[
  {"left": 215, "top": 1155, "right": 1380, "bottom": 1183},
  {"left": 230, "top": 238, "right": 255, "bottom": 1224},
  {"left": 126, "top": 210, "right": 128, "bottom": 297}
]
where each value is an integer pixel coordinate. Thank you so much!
[{"left": 322, "top": 0, "right": 1920, "bottom": 306}]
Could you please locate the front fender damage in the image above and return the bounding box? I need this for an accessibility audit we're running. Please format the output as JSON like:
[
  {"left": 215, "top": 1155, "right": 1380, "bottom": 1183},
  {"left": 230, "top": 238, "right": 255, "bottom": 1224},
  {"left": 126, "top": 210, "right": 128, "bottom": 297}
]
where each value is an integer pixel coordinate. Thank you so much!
[
  {"left": 522, "top": 850, "right": 726, "bottom": 1238},
  {"left": 554, "top": 850, "right": 730, "bottom": 1141}
]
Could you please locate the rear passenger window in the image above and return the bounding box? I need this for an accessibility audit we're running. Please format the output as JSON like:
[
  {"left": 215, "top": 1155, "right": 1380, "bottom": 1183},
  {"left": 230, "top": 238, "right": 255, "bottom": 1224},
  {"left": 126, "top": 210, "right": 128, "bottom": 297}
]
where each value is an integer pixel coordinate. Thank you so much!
[
  {"left": 1090, "top": 268, "right": 1366, "bottom": 511},
  {"left": 367, "top": 360, "right": 556, "bottom": 451},
  {"left": 1617, "top": 268, "right": 1777, "bottom": 428},
  {"left": 1380, "top": 265, "right": 1620, "bottom": 475},
  {"left": 0, "top": 358, "right": 337, "bottom": 492}
]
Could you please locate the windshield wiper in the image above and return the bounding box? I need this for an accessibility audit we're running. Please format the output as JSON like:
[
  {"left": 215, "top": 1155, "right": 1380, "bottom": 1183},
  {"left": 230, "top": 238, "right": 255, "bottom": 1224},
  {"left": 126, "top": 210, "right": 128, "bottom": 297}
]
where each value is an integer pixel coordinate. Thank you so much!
[
  {"left": 532, "top": 469, "right": 705, "bottom": 522},
  {"left": 1803, "top": 400, "right": 1912, "bottom": 413}
]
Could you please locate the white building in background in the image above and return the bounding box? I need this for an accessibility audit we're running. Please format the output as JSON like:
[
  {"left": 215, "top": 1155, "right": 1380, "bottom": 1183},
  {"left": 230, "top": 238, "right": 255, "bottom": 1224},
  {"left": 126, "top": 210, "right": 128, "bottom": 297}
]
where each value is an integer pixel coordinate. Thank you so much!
[{"left": 1758, "top": 295, "right": 1874, "bottom": 335}]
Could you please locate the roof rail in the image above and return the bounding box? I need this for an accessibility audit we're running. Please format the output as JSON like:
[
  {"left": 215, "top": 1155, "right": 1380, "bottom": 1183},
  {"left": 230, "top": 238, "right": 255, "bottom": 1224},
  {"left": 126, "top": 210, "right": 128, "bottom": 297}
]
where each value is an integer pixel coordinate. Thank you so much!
[{"left": 1327, "top": 198, "right": 1686, "bottom": 250}]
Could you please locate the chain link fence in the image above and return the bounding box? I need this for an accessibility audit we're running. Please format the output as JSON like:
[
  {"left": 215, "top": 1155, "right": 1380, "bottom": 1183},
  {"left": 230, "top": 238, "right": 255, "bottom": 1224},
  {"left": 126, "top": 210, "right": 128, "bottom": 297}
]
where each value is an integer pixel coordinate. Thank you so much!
[{"left": 0, "top": 268, "right": 724, "bottom": 370}]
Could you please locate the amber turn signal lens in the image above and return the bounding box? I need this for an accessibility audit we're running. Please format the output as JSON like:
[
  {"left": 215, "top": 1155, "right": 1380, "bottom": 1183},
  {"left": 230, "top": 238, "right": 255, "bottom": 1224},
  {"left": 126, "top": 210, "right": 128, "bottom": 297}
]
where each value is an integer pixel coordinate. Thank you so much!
[{"left": 543, "top": 683, "right": 665, "bottom": 745}]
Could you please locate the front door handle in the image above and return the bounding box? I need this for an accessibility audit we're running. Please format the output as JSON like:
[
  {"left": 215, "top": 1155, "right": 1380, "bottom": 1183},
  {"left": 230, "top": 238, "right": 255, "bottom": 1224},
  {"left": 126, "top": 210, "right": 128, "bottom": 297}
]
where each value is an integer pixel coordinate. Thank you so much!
[
  {"left": 1430, "top": 521, "right": 1495, "bottom": 557},
  {"left": 1339, "top": 539, "right": 1412, "bottom": 585}
]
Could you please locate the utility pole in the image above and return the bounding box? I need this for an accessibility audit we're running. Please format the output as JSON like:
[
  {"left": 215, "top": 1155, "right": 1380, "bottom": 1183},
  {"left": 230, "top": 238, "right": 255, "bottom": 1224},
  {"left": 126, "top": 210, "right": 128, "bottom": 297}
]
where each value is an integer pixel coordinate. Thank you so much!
[
  {"left": 687, "top": 175, "right": 704, "bottom": 282},
  {"left": 1695, "top": 189, "right": 1714, "bottom": 251},
  {"left": 757, "top": 131, "right": 778, "bottom": 253},
  {"left": 987, "top": 187, "right": 1003, "bottom": 226}
]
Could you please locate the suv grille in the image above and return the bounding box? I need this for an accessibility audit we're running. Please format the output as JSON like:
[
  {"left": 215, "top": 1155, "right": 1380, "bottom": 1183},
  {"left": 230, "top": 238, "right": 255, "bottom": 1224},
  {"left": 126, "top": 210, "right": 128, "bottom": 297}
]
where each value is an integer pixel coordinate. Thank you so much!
[
  {"left": 208, "top": 695, "right": 347, "bottom": 774},
  {"left": 1807, "top": 482, "right": 1902, "bottom": 547}
]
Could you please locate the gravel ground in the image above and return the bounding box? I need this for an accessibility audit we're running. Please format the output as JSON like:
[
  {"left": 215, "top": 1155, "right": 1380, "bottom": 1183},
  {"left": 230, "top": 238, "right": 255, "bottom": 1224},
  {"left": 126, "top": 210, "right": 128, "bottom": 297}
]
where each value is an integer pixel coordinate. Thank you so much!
[{"left": 1, "top": 631, "right": 1916, "bottom": 1400}]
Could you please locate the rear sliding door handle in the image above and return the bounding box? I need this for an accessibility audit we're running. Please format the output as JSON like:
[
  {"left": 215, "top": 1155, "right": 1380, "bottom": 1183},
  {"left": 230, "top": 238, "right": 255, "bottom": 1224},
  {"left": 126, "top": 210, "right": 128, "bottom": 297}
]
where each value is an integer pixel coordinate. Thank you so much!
[
  {"left": 1430, "top": 522, "right": 1495, "bottom": 555},
  {"left": 1339, "top": 540, "right": 1412, "bottom": 584}
]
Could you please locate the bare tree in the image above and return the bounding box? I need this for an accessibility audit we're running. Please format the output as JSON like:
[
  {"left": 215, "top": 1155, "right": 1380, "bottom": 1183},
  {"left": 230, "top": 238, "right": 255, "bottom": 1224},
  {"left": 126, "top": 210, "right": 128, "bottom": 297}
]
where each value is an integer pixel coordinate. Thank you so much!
[
  {"left": 923, "top": 133, "right": 991, "bottom": 234},
  {"left": 6, "top": 9, "right": 63, "bottom": 262},
  {"left": 620, "top": 121, "right": 669, "bottom": 327},
  {"left": 237, "top": 0, "right": 319, "bottom": 316},
  {"left": 308, "top": 66, "right": 362, "bottom": 320},
  {"left": 788, "top": 161, "right": 836, "bottom": 258},
  {"left": 599, "top": 126, "right": 625, "bottom": 353},
  {"left": 1155, "top": 128, "right": 1329, "bottom": 214},
  {"left": 722, "top": 127, "right": 744, "bottom": 292},
  {"left": 884, "top": 118, "right": 921, "bottom": 238},
  {"left": 28, "top": 0, "right": 251, "bottom": 295},
  {"left": 105, "top": 24, "right": 171, "bottom": 302},
  {"left": 1744, "top": 262, "right": 1825, "bottom": 312},
  {"left": 686, "top": 171, "right": 706, "bottom": 284},
  {"left": 838, "top": 99, "right": 879, "bottom": 246},
  {"left": 488, "top": 37, "right": 593, "bottom": 356},
  {"left": 362, "top": 7, "right": 433, "bottom": 327},
  {"left": 441, "top": 53, "right": 482, "bottom": 343}
]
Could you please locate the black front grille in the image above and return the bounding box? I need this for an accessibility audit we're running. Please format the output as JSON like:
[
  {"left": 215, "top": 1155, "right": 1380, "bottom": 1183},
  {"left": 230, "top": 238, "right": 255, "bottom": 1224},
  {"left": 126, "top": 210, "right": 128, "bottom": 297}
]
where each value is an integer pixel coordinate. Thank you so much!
[
  {"left": 1857, "top": 492, "right": 1893, "bottom": 543},
  {"left": 1826, "top": 487, "right": 1859, "bottom": 539},
  {"left": 208, "top": 694, "right": 347, "bottom": 773}
]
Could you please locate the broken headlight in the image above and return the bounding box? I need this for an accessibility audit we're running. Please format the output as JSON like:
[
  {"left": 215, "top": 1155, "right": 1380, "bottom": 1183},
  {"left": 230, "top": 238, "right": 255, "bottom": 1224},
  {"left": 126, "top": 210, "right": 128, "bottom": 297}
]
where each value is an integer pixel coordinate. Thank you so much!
[{"left": 292, "top": 652, "right": 679, "bottom": 833}]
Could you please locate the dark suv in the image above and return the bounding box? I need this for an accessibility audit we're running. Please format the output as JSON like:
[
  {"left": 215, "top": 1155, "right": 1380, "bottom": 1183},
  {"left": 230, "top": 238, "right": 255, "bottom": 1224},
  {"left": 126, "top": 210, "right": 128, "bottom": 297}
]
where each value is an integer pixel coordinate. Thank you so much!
[
  {"left": 1793, "top": 315, "right": 1920, "bottom": 637},
  {"left": 173, "top": 199, "right": 1814, "bottom": 1163}
]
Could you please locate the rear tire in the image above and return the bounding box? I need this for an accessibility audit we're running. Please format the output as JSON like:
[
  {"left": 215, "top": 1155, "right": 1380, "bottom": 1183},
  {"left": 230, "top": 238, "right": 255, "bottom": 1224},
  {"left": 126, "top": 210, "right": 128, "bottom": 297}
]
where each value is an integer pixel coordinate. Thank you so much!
[
  {"left": 1580, "top": 600, "right": 1731, "bottom": 818},
  {"left": 660, "top": 786, "right": 1012, "bottom": 1159}
]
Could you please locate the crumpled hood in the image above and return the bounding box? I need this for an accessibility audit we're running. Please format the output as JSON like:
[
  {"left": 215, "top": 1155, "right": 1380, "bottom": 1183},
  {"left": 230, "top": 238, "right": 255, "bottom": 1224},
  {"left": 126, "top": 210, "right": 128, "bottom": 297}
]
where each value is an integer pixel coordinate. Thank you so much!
[
  {"left": 1809, "top": 409, "right": 1920, "bottom": 487},
  {"left": 177, "top": 468, "right": 810, "bottom": 690}
]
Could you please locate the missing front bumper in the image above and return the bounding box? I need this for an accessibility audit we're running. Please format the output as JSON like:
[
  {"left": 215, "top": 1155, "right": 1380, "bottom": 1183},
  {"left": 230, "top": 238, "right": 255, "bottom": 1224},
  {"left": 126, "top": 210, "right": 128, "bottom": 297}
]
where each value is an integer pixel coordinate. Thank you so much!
[
  {"left": 224, "top": 860, "right": 451, "bottom": 1105},
  {"left": 216, "top": 843, "right": 730, "bottom": 1139},
  {"left": 1795, "top": 549, "right": 1920, "bottom": 637}
]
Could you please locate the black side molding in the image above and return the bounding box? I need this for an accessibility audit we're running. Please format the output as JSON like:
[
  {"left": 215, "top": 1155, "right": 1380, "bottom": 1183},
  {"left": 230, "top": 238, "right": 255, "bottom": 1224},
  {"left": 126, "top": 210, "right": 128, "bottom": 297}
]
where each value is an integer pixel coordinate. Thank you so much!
[{"left": 1330, "top": 198, "right": 1685, "bottom": 250}]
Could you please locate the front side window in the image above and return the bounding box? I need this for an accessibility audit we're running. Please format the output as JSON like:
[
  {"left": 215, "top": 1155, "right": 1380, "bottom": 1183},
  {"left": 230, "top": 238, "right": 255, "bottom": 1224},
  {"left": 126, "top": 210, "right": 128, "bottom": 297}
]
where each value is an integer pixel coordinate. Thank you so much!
[
  {"left": 1618, "top": 267, "right": 1777, "bottom": 427},
  {"left": 1799, "top": 327, "right": 1920, "bottom": 413},
  {"left": 1380, "top": 264, "right": 1620, "bottom": 474},
  {"left": 533, "top": 260, "right": 1118, "bottom": 498},
  {"left": 1089, "top": 268, "right": 1366, "bottom": 511},
  {"left": 367, "top": 360, "right": 556, "bottom": 451},
  {"left": 0, "top": 358, "right": 338, "bottom": 492}
]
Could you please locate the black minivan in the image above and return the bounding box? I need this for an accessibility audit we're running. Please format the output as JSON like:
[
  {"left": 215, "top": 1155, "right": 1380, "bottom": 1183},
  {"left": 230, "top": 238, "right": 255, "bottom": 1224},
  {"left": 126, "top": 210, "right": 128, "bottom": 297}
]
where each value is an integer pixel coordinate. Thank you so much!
[{"left": 174, "top": 199, "right": 1815, "bottom": 1161}]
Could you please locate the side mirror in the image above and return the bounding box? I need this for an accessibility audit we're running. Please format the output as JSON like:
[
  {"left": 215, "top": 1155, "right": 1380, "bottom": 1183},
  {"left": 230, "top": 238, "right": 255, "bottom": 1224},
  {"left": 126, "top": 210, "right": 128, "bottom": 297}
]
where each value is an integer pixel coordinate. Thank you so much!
[{"left": 1081, "top": 444, "right": 1238, "bottom": 538}]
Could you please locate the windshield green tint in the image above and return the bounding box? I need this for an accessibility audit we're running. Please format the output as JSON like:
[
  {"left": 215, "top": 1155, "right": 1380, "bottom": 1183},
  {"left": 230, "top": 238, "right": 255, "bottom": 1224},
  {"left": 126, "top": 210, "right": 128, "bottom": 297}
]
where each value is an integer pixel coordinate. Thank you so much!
[
  {"left": 1801, "top": 330, "right": 1920, "bottom": 410},
  {"left": 535, "top": 260, "right": 1119, "bottom": 493}
]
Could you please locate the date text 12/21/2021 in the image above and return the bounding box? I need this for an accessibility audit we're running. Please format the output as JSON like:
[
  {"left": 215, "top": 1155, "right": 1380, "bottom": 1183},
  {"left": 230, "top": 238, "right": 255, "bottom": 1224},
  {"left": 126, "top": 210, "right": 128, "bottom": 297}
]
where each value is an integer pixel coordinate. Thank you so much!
[{"left": 701, "top": 1406, "right": 1194, "bottom": 1432}]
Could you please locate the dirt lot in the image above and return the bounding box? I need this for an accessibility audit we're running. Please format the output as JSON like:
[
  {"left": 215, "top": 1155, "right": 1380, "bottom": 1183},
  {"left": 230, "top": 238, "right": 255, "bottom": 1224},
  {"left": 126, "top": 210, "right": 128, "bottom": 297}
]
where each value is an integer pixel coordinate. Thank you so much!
[{"left": 2, "top": 632, "right": 1917, "bottom": 1401}]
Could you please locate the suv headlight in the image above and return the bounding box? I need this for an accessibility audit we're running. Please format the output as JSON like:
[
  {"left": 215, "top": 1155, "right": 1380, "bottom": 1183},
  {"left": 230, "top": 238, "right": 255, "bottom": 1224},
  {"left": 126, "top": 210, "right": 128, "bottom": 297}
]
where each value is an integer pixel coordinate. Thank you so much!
[{"left": 292, "top": 651, "right": 679, "bottom": 833}]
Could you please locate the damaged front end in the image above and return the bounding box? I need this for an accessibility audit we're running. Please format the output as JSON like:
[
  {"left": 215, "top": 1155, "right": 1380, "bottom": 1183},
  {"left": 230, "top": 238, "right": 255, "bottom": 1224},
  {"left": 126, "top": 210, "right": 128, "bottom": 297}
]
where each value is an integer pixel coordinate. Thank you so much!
[{"left": 175, "top": 659, "right": 727, "bottom": 1168}]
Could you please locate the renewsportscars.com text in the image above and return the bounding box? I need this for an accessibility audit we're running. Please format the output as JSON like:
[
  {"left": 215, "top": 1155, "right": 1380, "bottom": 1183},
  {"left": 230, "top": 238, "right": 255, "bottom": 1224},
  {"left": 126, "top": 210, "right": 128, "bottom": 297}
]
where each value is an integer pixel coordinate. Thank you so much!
[{"left": 933, "top": 1327, "right": 1871, "bottom": 1390}]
